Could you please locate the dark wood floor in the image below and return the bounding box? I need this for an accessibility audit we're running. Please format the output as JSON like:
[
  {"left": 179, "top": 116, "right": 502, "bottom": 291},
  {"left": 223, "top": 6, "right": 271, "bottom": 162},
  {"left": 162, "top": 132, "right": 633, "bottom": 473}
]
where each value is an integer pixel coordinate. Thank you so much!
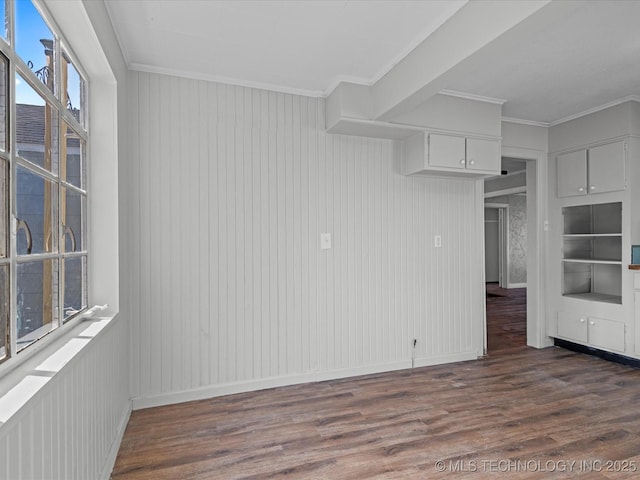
[
  {"left": 486, "top": 283, "right": 527, "bottom": 354},
  {"left": 112, "top": 288, "right": 640, "bottom": 479}
]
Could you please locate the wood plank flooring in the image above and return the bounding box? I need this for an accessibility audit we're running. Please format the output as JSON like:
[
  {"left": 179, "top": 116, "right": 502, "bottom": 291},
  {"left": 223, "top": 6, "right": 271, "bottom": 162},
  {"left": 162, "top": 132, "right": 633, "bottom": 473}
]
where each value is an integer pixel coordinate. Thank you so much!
[
  {"left": 486, "top": 283, "right": 526, "bottom": 354},
  {"left": 112, "top": 289, "right": 640, "bottom": 479}
]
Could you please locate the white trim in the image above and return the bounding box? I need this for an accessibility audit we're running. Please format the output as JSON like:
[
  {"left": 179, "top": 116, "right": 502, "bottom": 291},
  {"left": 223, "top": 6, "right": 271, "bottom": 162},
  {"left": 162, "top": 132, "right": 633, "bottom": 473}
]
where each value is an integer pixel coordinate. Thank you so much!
[
  {"left": 102, "top": 1, "right": 131, "bottom": 67},
  {"left": 129, "top": 62, "right": 327, "bottom": 98},
  {"left": 502, "top": 117, "right": 550, "bottom": 128},
  {"left": 131, "top": 352, "right": 480, "bottom": 410},
  {"left": 412, "top": 351, "right": 479, "bottom": 368},
  {"left": 508, "top": 283, "right": 527, "bottom": 289},
  {"left": 476, "top": 179, "right": 488, "bottom": 356},
  {"left": 549, "top": 95, "right": 640, "bottom": 127},
  {"left": 485, "top": 203, "right": 509, "bottom": 288},
  {"left": 500, "top": 146, "right": 552, "bottom": 349},
  {"left": 439, "top": 89, "right": 506, "bottom": 105},
  {"left": 485, "top": 186, "right": 527, "bottom": 198},
  {"left": 99, "top": 400, "right": 132, "bottom": 480},
  {"left": 322, "top": 76, "right": 371, "bottom": 98}
]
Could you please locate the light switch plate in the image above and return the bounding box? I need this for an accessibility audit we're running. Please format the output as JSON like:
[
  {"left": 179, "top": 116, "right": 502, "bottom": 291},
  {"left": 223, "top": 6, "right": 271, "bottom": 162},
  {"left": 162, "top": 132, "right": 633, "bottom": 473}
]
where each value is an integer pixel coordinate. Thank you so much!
[{"left": 321, "top": 233, "right": 331, "bottom": 249}]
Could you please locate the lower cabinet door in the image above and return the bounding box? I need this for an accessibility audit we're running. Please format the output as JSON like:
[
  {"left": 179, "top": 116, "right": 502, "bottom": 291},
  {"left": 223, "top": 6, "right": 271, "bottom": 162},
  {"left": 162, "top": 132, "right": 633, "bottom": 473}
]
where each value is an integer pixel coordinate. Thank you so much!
[
  {"left": 557, "top": 312, "right": 588, "bottom": 343},
  {"left": 588, "top": 317, "right": 625, "bottom": 353}
]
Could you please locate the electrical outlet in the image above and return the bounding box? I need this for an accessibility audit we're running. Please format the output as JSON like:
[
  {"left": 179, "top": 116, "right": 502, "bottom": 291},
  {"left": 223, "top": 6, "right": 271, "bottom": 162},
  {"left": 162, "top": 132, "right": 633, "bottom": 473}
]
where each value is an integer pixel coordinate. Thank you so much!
[{"left": 434, "top": 235, "right": 442, "bottom": 248}]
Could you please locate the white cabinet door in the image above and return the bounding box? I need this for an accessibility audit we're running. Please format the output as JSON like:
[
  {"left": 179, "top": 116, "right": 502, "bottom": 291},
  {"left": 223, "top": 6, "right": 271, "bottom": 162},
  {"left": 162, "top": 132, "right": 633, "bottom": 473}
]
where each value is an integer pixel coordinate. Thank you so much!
[
  {"left": 588, "top": 316, "right": 625, "bottom": 353},
  {"left": 428, "top": 133, "right": 466, "bottom": 169},
  {"left": 557, "top": 312, "right": 588, "bottom": 343},
  {"left": 588, "top": 141, "right": 625, "bottom": 194},
  {"left": 466, "top": 138, "right": 500, "bottom": 173},
  {"left": 557, "top": 150, "right": 587, "bottom": 197}
]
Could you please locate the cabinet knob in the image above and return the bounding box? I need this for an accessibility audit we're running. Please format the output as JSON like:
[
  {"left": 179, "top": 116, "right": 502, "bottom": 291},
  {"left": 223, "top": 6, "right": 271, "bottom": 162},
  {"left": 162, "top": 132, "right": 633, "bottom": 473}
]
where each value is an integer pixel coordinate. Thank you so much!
[
  {"left": 469, "top": 159, "right": 475, "bottom": 166},
  {"left": 590, "top": 185, "right": 596, "bottom": 191},
  {"left": 578, "top": 187, "right": 585, "bottom": 192},
  {"left": 579, "top": 318, "right": 585, "bottom": 323},
  {"left": 590, "top": 321, "right": 595, "bottom": 326},
  {"left": 459, "top": 159, "right": 465, "bottom": 165}
]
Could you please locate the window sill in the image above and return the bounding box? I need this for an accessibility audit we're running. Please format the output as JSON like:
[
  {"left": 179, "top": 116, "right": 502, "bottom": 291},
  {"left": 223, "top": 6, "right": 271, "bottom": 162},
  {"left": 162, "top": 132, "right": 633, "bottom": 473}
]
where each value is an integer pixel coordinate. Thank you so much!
[{"left": 0, "top": 312, "right": 119, "bottom": 429}]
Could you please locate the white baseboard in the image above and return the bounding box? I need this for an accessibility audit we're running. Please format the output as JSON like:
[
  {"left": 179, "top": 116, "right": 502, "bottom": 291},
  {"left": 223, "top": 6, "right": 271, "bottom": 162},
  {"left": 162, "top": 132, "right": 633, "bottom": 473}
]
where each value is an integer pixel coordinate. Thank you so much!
[
  {"left": 508, "top": 283, "right": 527, "bottom": 289},
  {"left": 413, "top": 351, "right": 479, "bottom": 368},
  {"left": 131, "top": 351, "right": 481, "bottom": 410},
  {"left": 99, "top": 400, "right": 132, "bottom": 480}
]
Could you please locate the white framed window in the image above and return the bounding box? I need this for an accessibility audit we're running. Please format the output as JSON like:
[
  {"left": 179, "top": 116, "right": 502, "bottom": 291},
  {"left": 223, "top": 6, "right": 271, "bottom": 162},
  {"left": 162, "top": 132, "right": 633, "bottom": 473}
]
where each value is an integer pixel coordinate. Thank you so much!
[{"left": 0, "top": 0, "right": 88, "bottom": 364}]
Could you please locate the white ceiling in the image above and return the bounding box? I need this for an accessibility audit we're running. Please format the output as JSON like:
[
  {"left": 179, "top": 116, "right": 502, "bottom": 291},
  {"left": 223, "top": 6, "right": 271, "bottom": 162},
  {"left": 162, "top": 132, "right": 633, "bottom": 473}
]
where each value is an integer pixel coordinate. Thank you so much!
[
  {"left": 105, "top": 0, "right": 466, "bottom": 96},
  {"left": 105, "top": 0, "right": 640, "bottom": 125},
  {"left": 443, "top": 0, "right": 640, "bottom": 124}
]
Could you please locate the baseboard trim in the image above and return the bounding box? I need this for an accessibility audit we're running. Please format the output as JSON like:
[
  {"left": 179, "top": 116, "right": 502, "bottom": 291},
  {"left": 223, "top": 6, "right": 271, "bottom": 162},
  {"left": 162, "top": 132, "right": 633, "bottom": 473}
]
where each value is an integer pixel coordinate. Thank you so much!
[
  {"left": 508, "top": 283, "right": 527, "bottom": 289},
  {"left": 554, "top": 338, "right": 640, "bottom": 368},
  {"left": 131, "top": 351, "right": 480, "bottom": 410},
  {"left": 99, "top": 400, "right": 132, "bottom": 480},
  {"left": 413, "top": 351, "right": 478, "bottom": 368}
]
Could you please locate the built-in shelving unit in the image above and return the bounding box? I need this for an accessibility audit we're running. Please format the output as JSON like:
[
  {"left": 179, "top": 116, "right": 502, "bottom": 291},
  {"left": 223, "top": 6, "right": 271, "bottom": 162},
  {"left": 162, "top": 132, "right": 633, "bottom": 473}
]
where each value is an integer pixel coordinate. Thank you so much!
[{"left": 562, "top": 202, "right": 622, "bottom": 304}]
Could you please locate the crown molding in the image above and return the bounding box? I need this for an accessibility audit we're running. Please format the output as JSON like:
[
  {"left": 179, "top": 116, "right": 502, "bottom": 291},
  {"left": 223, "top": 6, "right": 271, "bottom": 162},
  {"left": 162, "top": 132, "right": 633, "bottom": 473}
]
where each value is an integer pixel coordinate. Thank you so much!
[
  {"left": 549, "top": 95, "right": 640, "bottom": 127},
  {"left": 501, "top": 117, "right": 550, "bottom": 128},
  {"left": 439, "top": 89, "right": 506, "bottom": 105},
  {"left": 128, "top": 63, "right": 327, "bottom": 98}
]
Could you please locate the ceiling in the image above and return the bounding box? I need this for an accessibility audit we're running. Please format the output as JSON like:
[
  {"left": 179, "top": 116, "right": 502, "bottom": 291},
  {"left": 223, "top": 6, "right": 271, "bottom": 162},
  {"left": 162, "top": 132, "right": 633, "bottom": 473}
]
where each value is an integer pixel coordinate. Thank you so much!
[
  {"left": 105, "top": 0, "right": 640, "bottom": 125},
  {"left": 105, "top": 0, "right": 465, "bottom": 95}
]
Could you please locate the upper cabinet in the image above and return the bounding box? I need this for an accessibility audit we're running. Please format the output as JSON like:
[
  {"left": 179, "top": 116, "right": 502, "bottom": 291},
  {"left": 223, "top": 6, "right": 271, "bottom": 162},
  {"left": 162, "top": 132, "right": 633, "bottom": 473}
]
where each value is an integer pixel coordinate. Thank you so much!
[
  {"left": 401, "top": 132, "right": 500, "bottom": 176},
  {"left": 557, "top": 141, "right": 626, "bottom": 197}
]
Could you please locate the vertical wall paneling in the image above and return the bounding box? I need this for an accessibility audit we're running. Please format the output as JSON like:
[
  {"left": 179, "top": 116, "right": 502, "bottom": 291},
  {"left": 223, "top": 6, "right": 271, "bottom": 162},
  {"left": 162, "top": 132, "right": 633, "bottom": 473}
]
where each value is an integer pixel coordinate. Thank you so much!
[
  {"left": 128, "top": 71, "right": 485, "bottom": 407},
  {"left": 0, "top": 317, "right": 130, "bottom": 479}
]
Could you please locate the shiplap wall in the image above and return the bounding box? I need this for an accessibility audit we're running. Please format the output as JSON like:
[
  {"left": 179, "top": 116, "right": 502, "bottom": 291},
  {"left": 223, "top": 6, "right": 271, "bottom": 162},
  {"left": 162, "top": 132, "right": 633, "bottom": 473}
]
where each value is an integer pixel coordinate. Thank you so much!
[
  {"left": 0, "top": 317, "right": 130, "bottom": 480},
  {"left": 127, "top": 71, "right": 485, "bottom": 406}
]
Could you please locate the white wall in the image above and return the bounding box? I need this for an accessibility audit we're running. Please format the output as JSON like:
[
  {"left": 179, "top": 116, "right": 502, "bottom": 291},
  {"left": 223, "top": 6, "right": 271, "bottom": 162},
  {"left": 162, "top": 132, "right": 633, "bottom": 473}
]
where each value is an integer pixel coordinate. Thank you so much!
[
  {"left": 0, "top": 318, "right": 129, "bottom": 480},
  {"left": 127, "top": 71, "right": 486, "bottom": 407},
  {"left": 486, "top": 194, "right": 528, "bottom": 286}
]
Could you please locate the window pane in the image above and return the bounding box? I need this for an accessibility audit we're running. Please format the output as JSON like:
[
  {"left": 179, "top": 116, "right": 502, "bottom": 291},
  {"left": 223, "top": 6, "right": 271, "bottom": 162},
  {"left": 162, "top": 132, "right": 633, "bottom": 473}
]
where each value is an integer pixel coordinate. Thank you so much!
[
  {"left": 16, "top": 73, "right": 58, "bottom": 173},
  {"left": 17, "top": 259, "right": 58, "bottom": 351},
  {"left": 0, "top": 53, "right": 7, "bottom": 152},
  {"left": 15, "top": 0, "right": 55, "bottom": 94},
  {"left": 61, "top": 187, "right": 84, "bottom": 253},
  {"left": 63, "top": 51, "right": 84, "bottom": 125},
  {"left": 62, "top": 123, "right": 84, "bottom": 189},
  {"left": 63, "top": 256, "right": 86, "bottom": 320},
  {"left": 0, "top": 264, "right": 8, "bottom": 361},
  {"left": 16, "top": 165, "right": 58, "bottom": 255},
  {"left": 0, "top": 159, "right": 7, "bottom": 258}
]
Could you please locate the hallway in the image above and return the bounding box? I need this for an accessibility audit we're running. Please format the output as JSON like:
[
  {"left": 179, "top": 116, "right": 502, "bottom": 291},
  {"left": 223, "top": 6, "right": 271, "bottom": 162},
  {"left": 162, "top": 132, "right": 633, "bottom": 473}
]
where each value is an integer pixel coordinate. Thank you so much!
[{"left": 486, "top": 283, "right": 527, "bottom": 354}]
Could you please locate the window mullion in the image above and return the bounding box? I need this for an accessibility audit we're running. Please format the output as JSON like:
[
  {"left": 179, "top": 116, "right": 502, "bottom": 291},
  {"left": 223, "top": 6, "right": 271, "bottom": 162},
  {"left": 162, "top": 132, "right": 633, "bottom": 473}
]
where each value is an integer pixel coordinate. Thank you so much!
[{"left": 8, "top": 42, "right": 16, "bottom": 360}]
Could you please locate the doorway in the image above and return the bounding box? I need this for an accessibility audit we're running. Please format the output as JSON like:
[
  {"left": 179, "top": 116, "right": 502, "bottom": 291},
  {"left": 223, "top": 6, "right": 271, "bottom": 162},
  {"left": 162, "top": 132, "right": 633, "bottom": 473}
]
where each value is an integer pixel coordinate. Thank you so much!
[
  {"left": 484, "top": 204, "right": 508, "bottom": 288},
  {"left": 484, "top": 158, "right": 528, "bottom": 353}
]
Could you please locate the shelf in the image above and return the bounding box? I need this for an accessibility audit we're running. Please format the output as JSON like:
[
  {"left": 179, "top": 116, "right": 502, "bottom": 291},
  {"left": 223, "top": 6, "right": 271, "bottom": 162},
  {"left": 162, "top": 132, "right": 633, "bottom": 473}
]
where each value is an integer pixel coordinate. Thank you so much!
[
  {"left": 629, "top": 265, "right": 640, "bottom": 270},
  {"left": 562, "top": 259, "right": 622, "bottom": 265},
  {"left": 563, "top": 233, "right": 621, "bottom": 238},
  {"left": 561, "top": 202, "right": 622, "bottom": 303},
  {"left": 563, "top": 292, "right": 622, "bottom": 304}
]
